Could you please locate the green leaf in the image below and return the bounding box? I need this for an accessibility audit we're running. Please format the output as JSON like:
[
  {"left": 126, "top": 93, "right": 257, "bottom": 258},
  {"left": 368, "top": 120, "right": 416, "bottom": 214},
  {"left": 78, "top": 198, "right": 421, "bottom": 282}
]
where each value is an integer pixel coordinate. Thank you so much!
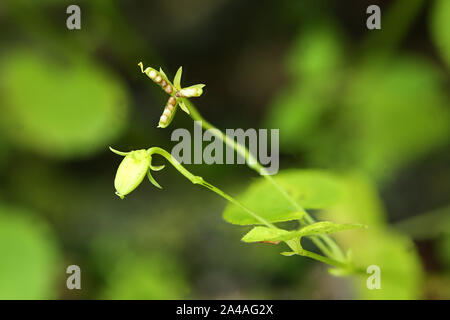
[
  {"left": 287, "top": 24, "right": 344, "bottom": 80},
  {"left": 281, "top": 251, "right": 297, "bottom": 257},
  {"left": 223, "top": 170, "right": 342, "bottom": 225},
  {"left": 242, "top": 222, "right": 364, "bottom": 244},
  {"left": 352, "top": 229, "right": 423, "bottom": 299},
  {"left": 294, "top": 221, "right": 366, "bottom": 238},
  {"left": 101, "top": 252, "right": 188, "bottom": 299},
  {"left": 0, "top": 205, "right": 61, "bottom": 299},
  {"left": 430, "top": 0, "right": 450, "bottom": 68},
  {"left": 0, "top": 50, "right": 129, "bottom": 159},
  {"left": 320, "top": 175, "right": 423, "bottom": 299},
  {"left": 309, "top": 56, "right": 450, "bottom": 182},
  {"left": 347, "top": 58, "right": 449, "bottom": 181},
  {"left": 438, "top": 233, "right": 450, "bottom": 269},
  {"left": 241, "top": 227, "right": 289, "bottom": 243},
  {"left": 265, "top": 83, "right": 331, "bottom": 151},
  {"left": 173, "top": 66, "right": 183, "bottom": 90},
  {"left": 265, "top": 24, "right": 344, "bottom": 152}
]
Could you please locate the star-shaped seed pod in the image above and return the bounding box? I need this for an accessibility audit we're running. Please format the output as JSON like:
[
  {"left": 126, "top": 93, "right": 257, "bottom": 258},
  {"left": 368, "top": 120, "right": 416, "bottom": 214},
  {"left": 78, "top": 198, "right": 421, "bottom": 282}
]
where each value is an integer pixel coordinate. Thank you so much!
[{"left": 138, "top": 62, "right": 205, "bottom": 128}]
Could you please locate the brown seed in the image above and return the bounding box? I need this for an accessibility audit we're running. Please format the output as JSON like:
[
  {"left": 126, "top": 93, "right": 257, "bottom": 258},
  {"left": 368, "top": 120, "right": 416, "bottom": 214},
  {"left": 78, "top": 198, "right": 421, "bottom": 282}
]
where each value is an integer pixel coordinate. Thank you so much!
[
  {"left": 168, "top": 97, "right": 176, "bottom": 105},
  {"left": 160, "top": 115, "right": 168, "bottom": 123},
  {"left": 148, "top": 70, "right": 157, "bottom": 79},
  {"left": 161, "top": 80, "right": 167, "bottom": 87},
  {"left": 166, "top": 104, "right": 174, "bottom": 111},
  {"left": 165, "top": 85, "right": 173, "bottom": 94}
]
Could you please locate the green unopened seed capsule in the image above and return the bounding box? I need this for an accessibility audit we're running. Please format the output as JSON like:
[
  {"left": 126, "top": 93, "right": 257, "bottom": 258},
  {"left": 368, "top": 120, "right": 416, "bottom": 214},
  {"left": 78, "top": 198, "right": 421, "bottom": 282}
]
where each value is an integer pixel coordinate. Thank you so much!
[{"left": 114, "top": 150, "right": 150, "bottom": 199}]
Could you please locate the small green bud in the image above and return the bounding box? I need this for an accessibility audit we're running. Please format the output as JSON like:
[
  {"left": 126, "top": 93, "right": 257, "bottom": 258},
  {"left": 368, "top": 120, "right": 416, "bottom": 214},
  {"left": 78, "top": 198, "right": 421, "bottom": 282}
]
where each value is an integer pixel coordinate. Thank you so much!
[{"left": 113, "top": 149, "right": 150, "bottom": 199}]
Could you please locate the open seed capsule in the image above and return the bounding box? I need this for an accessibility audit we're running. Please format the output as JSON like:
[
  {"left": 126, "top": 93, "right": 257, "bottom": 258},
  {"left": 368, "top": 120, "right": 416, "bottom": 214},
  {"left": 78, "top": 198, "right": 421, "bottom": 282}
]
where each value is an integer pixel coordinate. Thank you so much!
[
  {"left": 175, "top": 84, "right": 205, "bottom": 98},
  {"left": 158, "top": 96, "right": 178, "bottom": 128},
  {"left": 138, "top": 62, "right": 175, "bottom": 95}
]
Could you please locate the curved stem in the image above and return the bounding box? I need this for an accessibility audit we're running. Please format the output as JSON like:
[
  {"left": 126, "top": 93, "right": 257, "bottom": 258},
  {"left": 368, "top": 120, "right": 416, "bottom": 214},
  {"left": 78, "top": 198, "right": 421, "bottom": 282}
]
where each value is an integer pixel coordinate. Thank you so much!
[
  {"left": 145, "top": 147, "right": 361, "bottom": 272},
  {"left": 299, "top": 249, "right": 348, "bottom": 269},
  {"left": 184, "top": 99, "right": 345, "bottom": 261},
  {"left": 147, "top": 147, "right": 276, "bottom": 228}
]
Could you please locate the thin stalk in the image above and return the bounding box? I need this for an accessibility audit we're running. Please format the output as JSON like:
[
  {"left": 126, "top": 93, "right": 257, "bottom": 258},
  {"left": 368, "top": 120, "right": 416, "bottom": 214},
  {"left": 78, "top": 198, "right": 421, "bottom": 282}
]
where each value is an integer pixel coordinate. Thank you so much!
[
  {"left": 300, "top": 249, "right": 348, "bottom": 270},
  {"left": 184, "top": 99, "right": 344, "bottom": 261},
  {"left": 147, "top": 147, "right": 276, "bottom": 229},
  {"left": 286, "top": 239, "right": 348, "bottom": 270},
  {"left": 147, "top": 147, "right": 355, "bottom": 272}
]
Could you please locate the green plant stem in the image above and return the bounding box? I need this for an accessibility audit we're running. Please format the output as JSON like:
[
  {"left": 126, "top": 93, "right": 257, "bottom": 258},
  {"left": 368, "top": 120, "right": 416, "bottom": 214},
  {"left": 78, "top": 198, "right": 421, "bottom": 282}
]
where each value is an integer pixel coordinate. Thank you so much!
[
  {"left": 184, "top": 99, "right": 344, "bottom": 261},
  {"left": 299, "top": 249, "right": 348, "bottom": 269},
  {"left": 302, "top": 250, "right": 366, "bottom": 275},
  {"left": 265, "top": 174, "right": 340, "bottom": 260},
  {"left": 147, "top": 146, "right": 352, "bottom": 270},
  {"left": 147, "top": 147, "right": 275, "bottom": 229}
]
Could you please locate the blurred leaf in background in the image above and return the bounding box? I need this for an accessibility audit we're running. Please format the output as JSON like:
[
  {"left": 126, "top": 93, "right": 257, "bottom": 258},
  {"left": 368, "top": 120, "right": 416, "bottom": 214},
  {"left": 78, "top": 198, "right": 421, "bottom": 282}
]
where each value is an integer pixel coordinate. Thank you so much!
[
  {"left": 266, "top": 24, "right": 449, "bottom": 184},
  {"left": 0, "top": 0, "right": 447, "bottom": 300},
  {"left": 430, "top": 0, "right": 450, "bottom": 69},
  {"left": 0, "top": 135, "right": 9, "bottom": 170},
  {"left": 338, "top": 57, "right": 449, "bottom": 181},
  {"left": 265, "top": 24, "right": 344, "bottom": 151},
  {"left": 223, "top": 169, "right": 342, "bottom": 225},
  {"left": 321, "top": 174, "right": 423, "bottom": 299},
  {"left": 439, "top": 234, "right": 450, "bottom": 270},
  {"left": 99, "top": 252, "right": 189, "bottom": 300},
  {"left": 0, "top": 50, "right": 129, "bottom": 158},
  {"left": 435, "top": 210, "right": 450, "bottom": 271},
  {"left": 286, "top": 24, "right": 345, "bottom": 83},
  {"left": 0, "top": 204, "right": 61, "bottom": 299}
]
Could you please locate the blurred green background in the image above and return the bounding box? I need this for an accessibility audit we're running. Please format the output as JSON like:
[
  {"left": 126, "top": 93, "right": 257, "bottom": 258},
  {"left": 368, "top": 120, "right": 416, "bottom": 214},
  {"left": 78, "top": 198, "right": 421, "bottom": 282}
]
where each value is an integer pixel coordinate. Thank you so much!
[{"left": 0, "top": 0, "right": 448, "bottom": 299}]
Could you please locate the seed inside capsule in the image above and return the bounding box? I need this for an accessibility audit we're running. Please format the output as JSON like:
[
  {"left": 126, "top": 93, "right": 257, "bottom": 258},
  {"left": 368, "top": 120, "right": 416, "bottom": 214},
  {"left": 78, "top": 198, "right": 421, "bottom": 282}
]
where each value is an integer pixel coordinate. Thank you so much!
[
  {"left": 163, "top": 109, "right": 171, "bottom": 117},
  {"left": 148, "top": 70, "right": 157, "bottom": 79},
  {"left": 168, "top": 97, "right": 176, "bottom": 105},
  {"left": 161, "top": 80, "right": 167, "bottom": 87},
  {"left": 155, "top": 75, "right": 162, "bottom": 83},
  {"left": 160, "top": 115, "right": 168, "bottom": 123},
  {"left": 165, "top": 86, "right": 173, "bottom": 94},
  {"left": 181, "top": 88, "right": 197, "bottom": 97}
]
